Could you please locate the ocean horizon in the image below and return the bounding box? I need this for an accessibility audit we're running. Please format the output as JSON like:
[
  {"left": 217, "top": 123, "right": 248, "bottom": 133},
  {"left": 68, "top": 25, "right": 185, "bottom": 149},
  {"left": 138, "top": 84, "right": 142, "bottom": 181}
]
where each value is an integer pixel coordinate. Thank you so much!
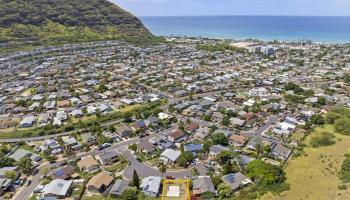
[{"left": 140, "top": 16, "right": 350, "bottom": 43}]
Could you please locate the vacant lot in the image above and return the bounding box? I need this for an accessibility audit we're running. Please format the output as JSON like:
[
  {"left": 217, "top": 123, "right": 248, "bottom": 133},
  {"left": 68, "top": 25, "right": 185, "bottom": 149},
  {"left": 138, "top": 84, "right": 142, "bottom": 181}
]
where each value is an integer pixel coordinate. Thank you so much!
[{"left": 261, "top": 125, "right": 350, "bottom": 200}]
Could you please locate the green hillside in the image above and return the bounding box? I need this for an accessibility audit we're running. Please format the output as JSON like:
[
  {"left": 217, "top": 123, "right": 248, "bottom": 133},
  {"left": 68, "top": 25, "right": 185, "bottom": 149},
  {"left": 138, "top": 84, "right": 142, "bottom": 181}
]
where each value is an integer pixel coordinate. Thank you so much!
[{"left": 0, "top": 0, "right": 160, "bottom": 52}]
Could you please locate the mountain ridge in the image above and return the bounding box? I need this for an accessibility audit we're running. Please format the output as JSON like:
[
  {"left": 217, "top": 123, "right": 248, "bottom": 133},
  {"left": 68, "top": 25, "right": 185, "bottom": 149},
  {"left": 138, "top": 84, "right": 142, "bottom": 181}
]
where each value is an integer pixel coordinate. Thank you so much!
[{"left": 0, "top": 0, "right": 160, "bottom": 52}]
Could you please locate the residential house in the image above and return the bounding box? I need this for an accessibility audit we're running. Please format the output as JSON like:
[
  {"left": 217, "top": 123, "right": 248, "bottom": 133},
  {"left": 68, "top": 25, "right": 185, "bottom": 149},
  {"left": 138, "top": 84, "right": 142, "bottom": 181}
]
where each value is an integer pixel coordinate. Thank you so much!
[
  {"left": 185, "top": 121, "right": 200, "bottom": 133},
  {"left": 137, "top": 140, "right": 156, "bottom": 154},
  {"left": 222, "top": 172, "right": 252, "bottom": 191},
  {"left": 81, "top": 133, "right": 96, "bottom": 146},
  {"left": 270, "top": 143, "right": 292, "bottom": 160},
  {"left": 229, "top": 134, "right": 248, "bottom": 147},
  {"left": 184, "top": 143, "right": 203, "bottom": 156},
  {"left": 194, "top": 127, "right": 210, "bottom": 140},
  {"left": 140, "top": 176, "right": 161, "bottom": 197},
  {"left": 246, "top": 137, "right": 263, "bottom": 151},
  {"left": 62, "top": 136, "right": 82, "bottom": 151},
  {"left": 95, "top": 151, "right": 118, "bottom": 165},
  {"left": 69, "top": 109, "right": 83, "bottom": 118},
  {"left": 192, "top": 176, "right": 216, "bottom": 196},
  {"left": 116, "top": 126, "right": 133, "bottom": 137},
  {"left": 20, "top": 115, "right": 36, "bottom": 128},
  {"left": 86, "top": 172, "right": 114, "bottom": 193},
  {"left": 167, "top": 130, "right": 186, "bottom": 143},
  {"left": 49, "top": 165, "right": 75, "bottom": 180},
  {"left": 38, "top": 113, "right": 52, "bottom": 126},
  {"left": 42, "top": 179, "right": 73, "bottom": 198},
  {"left": 9, "top": 149, "right": 41, "bottom": 162},
  {"left": 110, "top": 179, "right": 130, "bottom": 197},
  {"left": 230, "top": 118, "right": 246, "bottom": 127},
  {"left": 77, "top": 156, "right": 100, "bottom": 173},
  {"left": 209, "top": 145, "right": 229, "bottom": 157},
  {"left": 160, "top": 149, "right": 181, "bottom": 163}
]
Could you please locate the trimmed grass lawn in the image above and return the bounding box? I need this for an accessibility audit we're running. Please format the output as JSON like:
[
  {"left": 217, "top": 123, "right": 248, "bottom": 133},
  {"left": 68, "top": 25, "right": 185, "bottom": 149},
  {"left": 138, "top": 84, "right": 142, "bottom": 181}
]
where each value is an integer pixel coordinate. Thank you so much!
[
  {"left": 260, "top": 125, "right": 350, "bottom": 200},
  {"left": 119, "top": 104, "right": 143, "bottom": 113},
  {"left": 105, "top": 162, "right": 127, "bottom": 172}
]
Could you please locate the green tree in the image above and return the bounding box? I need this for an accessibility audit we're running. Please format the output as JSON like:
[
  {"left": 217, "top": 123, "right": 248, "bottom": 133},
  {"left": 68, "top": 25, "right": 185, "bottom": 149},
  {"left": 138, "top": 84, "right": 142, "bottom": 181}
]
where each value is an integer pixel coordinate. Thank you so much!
[
  {"left": 325, "top": 112, "right": 342, "bottom": 124},
  {"left": 132, "top": 170, "right": 140, "bottom": 189},
  {"left": 121, "top": 188, "right": 138, "bottom": 200},
  {"left": 310, "top": 132, "right": 336, "bottom": 147},
  {"left": 210, "top": 133, "right": 228, "bottom": 146},
  {"left": 203, "top": 140, "right": 214, "bottom": 152},
  {"left": 108, "top": 125, "right": 116, "bottom": 133},
  {"left": 159, "top": 163, "right": 167, "bottom": 178},
  {"left": 217, "top": 150, "right": 234, "bottom": 165},
  {"left": 309, "top": 114, "right": 325, "bottom": 125},
  {"left": 217, "top": 183, "right": 232, "bottom": 199},
  {"left": 246, "top": 160, "right": 285, "bottom": 186},
  {"left": 222, "top": 117, "right": 230, "bottom": 126},
  {"left": 335, "top": 118, "right": 350, "bottom": 135},
  {"left": 176, "top": 151, "right": 194, "bottom": 167},
  {"left": 129, "top": 144, "right": 137, "bottom": 152},
  {"left": 0, "top": 157, "right": 15, "bottom": 168},
  {"left": 16, "top": 157, "right": 33, "bottom": 175},
  {"left": 5, "top": 171, "right": 16, "bottom": 179}
]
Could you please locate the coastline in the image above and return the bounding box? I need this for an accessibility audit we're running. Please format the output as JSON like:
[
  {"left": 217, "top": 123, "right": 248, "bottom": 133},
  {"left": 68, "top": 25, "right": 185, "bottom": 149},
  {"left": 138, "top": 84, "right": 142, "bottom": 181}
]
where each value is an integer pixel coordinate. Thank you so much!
[{"left": 141, "top": 16, "right": 350, "bottom": 44}]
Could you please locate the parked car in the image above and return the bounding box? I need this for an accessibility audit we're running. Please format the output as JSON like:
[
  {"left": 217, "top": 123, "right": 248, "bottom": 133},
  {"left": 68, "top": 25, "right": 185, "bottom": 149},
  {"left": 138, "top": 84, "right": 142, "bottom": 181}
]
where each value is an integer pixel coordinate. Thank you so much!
[{"left": 166, "top": 176, "right": 175, "bottom": 179}]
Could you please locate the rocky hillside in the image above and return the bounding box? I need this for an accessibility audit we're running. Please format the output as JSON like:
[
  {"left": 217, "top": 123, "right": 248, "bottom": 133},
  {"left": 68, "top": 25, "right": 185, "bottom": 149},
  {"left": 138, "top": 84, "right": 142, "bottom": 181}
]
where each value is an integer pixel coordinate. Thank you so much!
[{"left": 0, "top": 0, "right": 158, "bottom": 52}]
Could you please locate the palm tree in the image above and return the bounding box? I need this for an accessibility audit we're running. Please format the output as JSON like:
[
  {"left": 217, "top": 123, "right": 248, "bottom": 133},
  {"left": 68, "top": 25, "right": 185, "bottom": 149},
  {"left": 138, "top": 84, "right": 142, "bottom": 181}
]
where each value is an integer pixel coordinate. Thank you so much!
[{"left": 159, "top": 163, "right": 167, "bottom": 178}]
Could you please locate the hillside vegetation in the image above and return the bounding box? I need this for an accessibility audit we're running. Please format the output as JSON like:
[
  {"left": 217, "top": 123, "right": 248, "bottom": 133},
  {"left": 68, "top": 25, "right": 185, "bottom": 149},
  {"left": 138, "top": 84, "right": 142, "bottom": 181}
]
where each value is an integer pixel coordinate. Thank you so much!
[{"left": 0, "top": 0, "right": 161, "bottom": 52}]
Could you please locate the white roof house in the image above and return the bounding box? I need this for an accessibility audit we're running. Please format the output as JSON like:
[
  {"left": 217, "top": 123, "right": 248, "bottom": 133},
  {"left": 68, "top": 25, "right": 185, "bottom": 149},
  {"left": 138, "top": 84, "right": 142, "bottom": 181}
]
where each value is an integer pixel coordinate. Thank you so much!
[
  {"left": 160, "top": 149, "right": 181, "bottom": 163},
  {"left": 158, "top": 112, "right": 172, "bottom": 120},
  {"left": 42, "top": 179, "right": 73, "bottom": 198},
  {"left": 140, "top": 176, "right": 161, "bottom": 197},
  {"left": 20, "top": 115, "right": 36, "bottom": 128},
  {"left": 98, "top": 103, "right": 111, "bottom": 112},
  {"left": 243, "top": 99, "right": 255, "bottom": 107},
  {"left": 87, "top": 105, "right": 97, "bottom": 115},
  {"left": 53, "top": 117, "right": 62, "bottom": 126},
  {"left": 56, "top": 111, "right": 67, "bottom": 121}
]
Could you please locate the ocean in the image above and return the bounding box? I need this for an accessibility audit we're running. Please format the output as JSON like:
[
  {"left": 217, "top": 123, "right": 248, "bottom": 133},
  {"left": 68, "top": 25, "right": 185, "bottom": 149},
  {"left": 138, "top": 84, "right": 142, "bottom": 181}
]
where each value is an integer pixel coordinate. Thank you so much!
[{"left": 140, "top": 16, "right": 350, "bottom": 43}]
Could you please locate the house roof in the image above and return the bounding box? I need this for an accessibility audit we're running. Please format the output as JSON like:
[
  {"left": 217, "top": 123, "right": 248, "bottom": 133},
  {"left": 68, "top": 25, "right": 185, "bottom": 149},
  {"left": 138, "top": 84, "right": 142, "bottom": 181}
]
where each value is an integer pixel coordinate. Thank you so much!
[
  {"left": 184, "top": 144, "right": 203, "bottom": 152},
  {"left": 222, "top": 172, "right": 251, "bottom": 191},
  {"left": 81, "top": 133, "right": 96, "bottom": 142},
  {"left": 137, "top": 140, "right": 155, "bottom": 152},
  {"left": 209, "top": 145, "right": 229, "bottom": 154},
  {"left": 140, "top": 176, "right": 161, "bottom": 194},
  {"left": 229, "top": 134, "right": 248, "bottom": 144},
  {"left": 168, "top": 130, "right": 185, "bottom": 140},
  {"left": 96, "top": 151, "right": 118, "bottom": 161},
  {"left": 161, "top": 149, "right": 181, "bottom": 162},
  {"left": 87, "top": 172, "right": 113, "bottom": 189},
  {"left": 192, "top": 177, "right": 216, "bottom": 195},
  {"left": 50, "top": 165, "right": 75, "bottom": 180},
  {"left": 110, "top": 179, "right": 129, "bottom": 196},
  {"left": 77, "top": 156, "right": 99, "bottom": 169},
  {"left": 43, "top": 179, "right": 73, "bottom": 196}
]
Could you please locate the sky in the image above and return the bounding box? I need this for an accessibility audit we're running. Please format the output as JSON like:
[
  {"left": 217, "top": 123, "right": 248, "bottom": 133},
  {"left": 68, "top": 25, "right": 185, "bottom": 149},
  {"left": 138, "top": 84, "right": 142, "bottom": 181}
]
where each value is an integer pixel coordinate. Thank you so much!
[{"left": 112, "top": 0, "right": 350, "bottom": 16}]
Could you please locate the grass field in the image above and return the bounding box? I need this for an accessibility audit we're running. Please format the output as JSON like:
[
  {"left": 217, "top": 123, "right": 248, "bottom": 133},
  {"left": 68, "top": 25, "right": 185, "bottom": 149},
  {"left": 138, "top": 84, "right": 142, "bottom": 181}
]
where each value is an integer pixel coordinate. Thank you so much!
[
  {"left": 119, "top": 104, "right": 143, "bottom": 113},
  {"left": 260, "top": 125, "right": 350, "bottom": 200}
]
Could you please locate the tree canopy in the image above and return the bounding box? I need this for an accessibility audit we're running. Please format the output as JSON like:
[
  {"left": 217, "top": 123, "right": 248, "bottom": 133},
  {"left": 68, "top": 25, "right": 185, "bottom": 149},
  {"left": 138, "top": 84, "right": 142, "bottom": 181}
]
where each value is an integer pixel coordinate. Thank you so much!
[{"left": 246, "top": 160, "right": 286, "bottom": 186}]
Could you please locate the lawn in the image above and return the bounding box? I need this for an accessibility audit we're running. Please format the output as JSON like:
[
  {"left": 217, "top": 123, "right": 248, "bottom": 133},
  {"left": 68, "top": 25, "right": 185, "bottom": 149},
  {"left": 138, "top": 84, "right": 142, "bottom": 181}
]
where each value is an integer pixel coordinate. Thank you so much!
[
  {"left": 119, "top": 104, "right": 143, "bottom": 113},
  {"left": 104, "top": 161, "right": 127, "bottom": 172},
  {"left": 260, "top": 125, "right": 350, "bottom": 200}
]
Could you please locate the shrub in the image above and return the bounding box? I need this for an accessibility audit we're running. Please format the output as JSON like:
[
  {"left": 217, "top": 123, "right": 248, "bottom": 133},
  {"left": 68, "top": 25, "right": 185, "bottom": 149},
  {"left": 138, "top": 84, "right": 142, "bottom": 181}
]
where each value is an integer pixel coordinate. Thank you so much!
[
  {"left": 310, "top": 132, "right": 336, "bottom": 147},
  {"left": 335, "top": 118, "right": 350, "bottom": 135},
  {"left": 340, "top": 156, "right": 350, "bottom": 183}
]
